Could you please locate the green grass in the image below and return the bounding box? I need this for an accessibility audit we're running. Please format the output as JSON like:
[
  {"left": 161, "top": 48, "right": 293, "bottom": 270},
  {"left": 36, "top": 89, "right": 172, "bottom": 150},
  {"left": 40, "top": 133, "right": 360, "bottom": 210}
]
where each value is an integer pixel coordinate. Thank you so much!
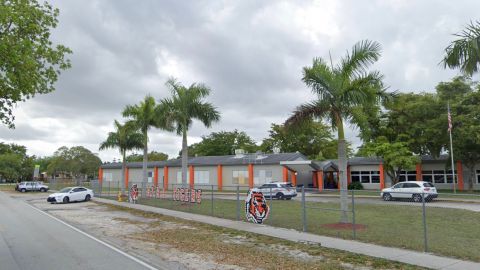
[
  {"left": 127, "top": 196, "right": 480, "bottom": 262},
  {"left": 102, "top": 202, "right": 425, "bottom": 270}
]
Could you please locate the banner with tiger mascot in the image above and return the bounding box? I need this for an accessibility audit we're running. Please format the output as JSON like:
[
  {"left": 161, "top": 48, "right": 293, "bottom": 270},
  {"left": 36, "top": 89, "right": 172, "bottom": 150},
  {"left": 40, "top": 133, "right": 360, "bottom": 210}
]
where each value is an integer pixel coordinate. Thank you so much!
[{"left": 245, "top": 189, "right": 270, "bottom": 224}]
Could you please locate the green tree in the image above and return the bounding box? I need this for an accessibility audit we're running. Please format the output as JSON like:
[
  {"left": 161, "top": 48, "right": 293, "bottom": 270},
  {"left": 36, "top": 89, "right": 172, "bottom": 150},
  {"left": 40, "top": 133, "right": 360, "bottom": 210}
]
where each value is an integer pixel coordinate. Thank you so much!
[
  {"left": 443, "top": 21, "right": 480, "bottom": 76},
  {"left": 0, "top": 143, "right": 34, "bottom": 182},
  {"left": 47, "top": 146, "right": 101, "bottom": 183},
  {"left": 260, "top": 120, "right": 351, "bottom": 160},
  {"left": 99, "top": 120, "right": 143, "bottom": 194},
  {"left": 286, "top": 40, "right": 388, "bottom": 223},
  {"left": 126, "top": 151, "right": 168, "bottom": 162},
  {"left": 186, "top": 130, "right": 258, "bottom": 157},
  {"left": 159, "top": 78, "right": 220, "bottom": 186},
  {"left": 451, "top": 90, "right": 480, "bottom": 190},
  {"left": 0, "top": 0, "right": 72, "bottom": 127},
  {"left": 359, "top": 138, "right": 419, "bottom": 184},
  {"left": 123, "top": 95, "right": 172, "bottom": 196}
]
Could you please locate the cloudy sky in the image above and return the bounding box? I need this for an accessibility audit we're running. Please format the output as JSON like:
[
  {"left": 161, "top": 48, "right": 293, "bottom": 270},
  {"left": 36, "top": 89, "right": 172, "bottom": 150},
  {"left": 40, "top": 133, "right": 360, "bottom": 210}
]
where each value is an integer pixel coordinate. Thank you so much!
[{"left": 1, "top": 0, "right": 478, "bottom": 161}]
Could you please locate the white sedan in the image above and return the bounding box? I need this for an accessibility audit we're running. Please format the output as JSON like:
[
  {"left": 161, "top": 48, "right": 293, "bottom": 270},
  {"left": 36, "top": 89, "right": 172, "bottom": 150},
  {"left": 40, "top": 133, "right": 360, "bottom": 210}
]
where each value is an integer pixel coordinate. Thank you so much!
[{"left": 47, "top": 187, "right": 94, "bottom": 204}]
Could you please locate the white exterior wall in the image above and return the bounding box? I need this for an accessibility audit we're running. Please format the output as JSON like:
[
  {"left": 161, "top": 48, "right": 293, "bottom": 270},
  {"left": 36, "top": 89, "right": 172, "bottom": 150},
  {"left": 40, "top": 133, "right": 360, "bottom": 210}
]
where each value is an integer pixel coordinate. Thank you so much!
[
  {"left": 102, "top": 168, "right": 122, "bottom": 183},
  {"left": 127, "top": 168, "right": 154, "bottom": 184}
]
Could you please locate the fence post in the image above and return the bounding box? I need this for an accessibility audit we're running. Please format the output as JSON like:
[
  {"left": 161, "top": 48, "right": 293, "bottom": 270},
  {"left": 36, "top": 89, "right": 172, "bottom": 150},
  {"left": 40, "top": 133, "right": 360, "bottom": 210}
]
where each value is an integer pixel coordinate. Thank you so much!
[
  {"left": 422, "top": 192, "right": 428, "bottom": 252},
  {"left": 236, "top": 185, "right": 240, "bottom": 221},
  {"left": 302, "top": 186, "right": 306, "bottom": 232},
  {"left": 352, "top": 189, "right": 356, "bottom": 239},
  {"left": 211, "top": 185, "right": 214, "bottom": 216}
]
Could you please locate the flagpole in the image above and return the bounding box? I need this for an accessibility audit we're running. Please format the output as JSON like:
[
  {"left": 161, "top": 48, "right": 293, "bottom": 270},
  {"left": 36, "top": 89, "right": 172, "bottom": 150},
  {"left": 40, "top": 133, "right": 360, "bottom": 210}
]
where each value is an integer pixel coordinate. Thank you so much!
[{"left": 448, "top": 103, "right": 456, "bottom": 194}]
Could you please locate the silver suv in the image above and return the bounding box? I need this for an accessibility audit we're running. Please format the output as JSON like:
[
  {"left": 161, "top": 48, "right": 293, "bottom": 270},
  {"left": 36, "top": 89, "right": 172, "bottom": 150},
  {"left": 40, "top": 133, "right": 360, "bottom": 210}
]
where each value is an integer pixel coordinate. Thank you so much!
[
  {"left": 16, "top": 181, "right": 49, "bottom": 192},
  {"left": 257, "top": 182, "right": 297, "bottom": 200}
]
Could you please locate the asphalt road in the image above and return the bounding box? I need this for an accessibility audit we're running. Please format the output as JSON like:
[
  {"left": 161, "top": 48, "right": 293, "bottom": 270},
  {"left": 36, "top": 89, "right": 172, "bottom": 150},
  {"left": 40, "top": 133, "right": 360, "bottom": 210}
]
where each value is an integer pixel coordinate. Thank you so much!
[{"left": 0, "top": 191, "right": 157, "bottom": 270}]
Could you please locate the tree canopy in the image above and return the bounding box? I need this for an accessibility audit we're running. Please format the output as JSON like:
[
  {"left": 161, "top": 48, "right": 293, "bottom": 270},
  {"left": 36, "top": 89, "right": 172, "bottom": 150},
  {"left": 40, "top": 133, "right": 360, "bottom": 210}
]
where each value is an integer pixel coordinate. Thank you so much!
[
  {"left": 261, "top": 120, "right": 351, "bottom": 160},
  {"left": 184, "top": 130, "right": 258, "bottom": 157},
  {"left": 47, "top": 146, "right": 101, "bottom": 179},
  {"left": 126, "top": 151, "right": 168, "bottom": 162},
  {"left": 0, "top": 143, "right": 34, "bottom": 182},
  {"left": 0, "top": 0, "right": 72, "bottom": 127}
]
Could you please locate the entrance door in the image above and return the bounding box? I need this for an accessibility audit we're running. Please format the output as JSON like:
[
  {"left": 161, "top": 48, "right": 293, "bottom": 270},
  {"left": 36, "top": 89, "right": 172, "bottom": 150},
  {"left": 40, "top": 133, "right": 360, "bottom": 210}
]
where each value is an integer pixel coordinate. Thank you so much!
[{"left": 324, "top": 172, "right": 338, "bottom": 189}]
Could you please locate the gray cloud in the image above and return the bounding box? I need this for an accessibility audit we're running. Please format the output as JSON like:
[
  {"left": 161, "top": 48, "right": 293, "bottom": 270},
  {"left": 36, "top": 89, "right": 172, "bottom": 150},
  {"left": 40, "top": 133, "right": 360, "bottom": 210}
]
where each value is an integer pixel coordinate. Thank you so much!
[{"left": 1, "top": 0, "right": 478, "bottom": 161}]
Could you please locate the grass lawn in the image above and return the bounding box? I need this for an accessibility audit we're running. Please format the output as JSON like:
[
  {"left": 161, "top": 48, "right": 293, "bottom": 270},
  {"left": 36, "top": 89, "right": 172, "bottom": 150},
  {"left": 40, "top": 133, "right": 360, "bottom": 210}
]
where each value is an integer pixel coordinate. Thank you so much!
[
  {"left": 102, "top": 203, "right": 425, "bottom": 270},
  {"left": 130, "top": 196, "right": 480, "bottom": 262}
]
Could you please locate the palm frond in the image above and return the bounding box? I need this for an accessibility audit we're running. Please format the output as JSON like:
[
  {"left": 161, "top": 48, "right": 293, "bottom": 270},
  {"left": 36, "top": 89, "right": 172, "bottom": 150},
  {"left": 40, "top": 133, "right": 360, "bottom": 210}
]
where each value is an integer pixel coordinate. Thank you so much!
[
  {"left": 340, "top": 40, "right": 382, "bottom": 79},
  {"left": 302, "top": 58, "right": 336, "bottom": 98},
  {"left": 285, "top": 100, "right": 331, "bottom": 127},
  {"left": 442, "top": 20, "right": 480, "bottom": 75}
]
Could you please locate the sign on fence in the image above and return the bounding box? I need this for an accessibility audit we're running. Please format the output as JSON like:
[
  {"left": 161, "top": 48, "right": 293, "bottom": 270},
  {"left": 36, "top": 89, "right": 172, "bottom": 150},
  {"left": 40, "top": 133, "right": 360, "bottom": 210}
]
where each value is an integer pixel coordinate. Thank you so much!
[
  {"left": 245, "top": 189, "right": 270, "bottom": 224},
  {"left": 173, "top": 188, "right": 202, "bottom": 204}
]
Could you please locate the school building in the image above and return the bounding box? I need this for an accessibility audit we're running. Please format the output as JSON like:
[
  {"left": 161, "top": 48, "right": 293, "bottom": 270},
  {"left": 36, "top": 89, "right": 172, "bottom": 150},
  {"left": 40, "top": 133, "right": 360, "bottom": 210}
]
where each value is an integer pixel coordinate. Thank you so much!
[{"left": 98, "top": 152, "right": 479, "bottom": 190}]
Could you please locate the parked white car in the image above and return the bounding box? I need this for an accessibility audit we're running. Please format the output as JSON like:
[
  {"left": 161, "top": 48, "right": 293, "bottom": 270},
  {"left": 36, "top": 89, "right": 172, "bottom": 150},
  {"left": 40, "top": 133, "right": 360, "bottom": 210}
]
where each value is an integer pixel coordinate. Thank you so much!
[
  {"left": 16, "top": 181, "right": 49, "bottom": 192},
  {"left": 47, "top": 187, "right": 94, "bottom": 204},
  {"left": 381, "top": 181, "right": 438, "bottom": 202},
  {"left": 257, "top": 182, "right": 297, "bottom": 200}
]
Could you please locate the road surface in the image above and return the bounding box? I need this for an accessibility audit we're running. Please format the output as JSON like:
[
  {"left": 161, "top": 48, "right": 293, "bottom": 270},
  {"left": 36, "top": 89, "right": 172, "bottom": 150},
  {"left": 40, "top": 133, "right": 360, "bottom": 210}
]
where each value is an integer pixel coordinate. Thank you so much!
[{"left": 0, "top": 191, "right": 157, "bottom": 270}]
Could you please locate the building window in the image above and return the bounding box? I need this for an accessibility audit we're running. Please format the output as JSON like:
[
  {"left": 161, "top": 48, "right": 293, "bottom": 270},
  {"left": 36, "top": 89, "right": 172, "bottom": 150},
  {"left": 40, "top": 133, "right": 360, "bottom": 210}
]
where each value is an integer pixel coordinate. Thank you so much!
[
  {"left": 422, "top": 170, "right": 456, "bottom": 184},
  {"left": 350, "top": 171, "right": 380, "bottom": 184},
  {"left": 103, "top": 172, "right": 113, "bottom": 181},
  {"left": 148, "top": 171, "right": 153, "bottom": 183},
  {"left": 398, "top": 171, "right": 416, "bottom": 182},
  {"left": 233, "top": 170, "right": 249, "bottom": 185},
  {"left": 254, "top": 170, "right": 272, "bottom": 185},
  {"left": 194, "top": 171, "right": 210, "bottom": 184}
]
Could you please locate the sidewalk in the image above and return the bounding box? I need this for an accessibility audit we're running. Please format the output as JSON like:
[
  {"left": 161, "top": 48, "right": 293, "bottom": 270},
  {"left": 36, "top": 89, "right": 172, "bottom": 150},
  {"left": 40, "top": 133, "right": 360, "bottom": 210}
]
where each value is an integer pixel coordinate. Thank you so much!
[{"left": 94, "top": 197, "right": 480, "bottom": 270}]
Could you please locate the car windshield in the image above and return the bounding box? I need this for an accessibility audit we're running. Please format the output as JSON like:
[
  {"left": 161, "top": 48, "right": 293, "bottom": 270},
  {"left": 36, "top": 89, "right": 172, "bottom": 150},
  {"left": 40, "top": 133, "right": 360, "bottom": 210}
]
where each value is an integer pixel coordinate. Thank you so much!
[
  {"left": 58, "top": 187, "right": 72, "bottom": 193},
  {"left": 281, "top": 184, "right": 293, "bottom": 188},
  {"left": 423, "top": 183, "right": 435, "bottom": 187}
]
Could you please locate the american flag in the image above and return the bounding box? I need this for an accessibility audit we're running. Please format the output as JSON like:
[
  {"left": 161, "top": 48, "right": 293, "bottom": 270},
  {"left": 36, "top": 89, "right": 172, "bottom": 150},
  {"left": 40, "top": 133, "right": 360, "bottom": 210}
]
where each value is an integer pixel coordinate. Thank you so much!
[{"left": 447, "top": 105, "right": 452, "bottom": 132}]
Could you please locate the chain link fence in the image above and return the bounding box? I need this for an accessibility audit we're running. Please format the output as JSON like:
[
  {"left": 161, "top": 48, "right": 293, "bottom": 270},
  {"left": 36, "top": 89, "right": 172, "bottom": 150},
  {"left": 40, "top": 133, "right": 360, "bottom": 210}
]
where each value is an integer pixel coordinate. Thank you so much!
[{"left": 91, "top": 182, "right": 480, "bottom": 261}]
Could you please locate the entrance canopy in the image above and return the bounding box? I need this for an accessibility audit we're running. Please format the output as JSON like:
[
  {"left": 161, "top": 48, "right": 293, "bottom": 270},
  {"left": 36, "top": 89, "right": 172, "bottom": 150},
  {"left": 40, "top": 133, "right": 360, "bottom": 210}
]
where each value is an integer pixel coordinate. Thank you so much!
[{"left": 280, "top": 160, "right": 338, "bottom": 172}]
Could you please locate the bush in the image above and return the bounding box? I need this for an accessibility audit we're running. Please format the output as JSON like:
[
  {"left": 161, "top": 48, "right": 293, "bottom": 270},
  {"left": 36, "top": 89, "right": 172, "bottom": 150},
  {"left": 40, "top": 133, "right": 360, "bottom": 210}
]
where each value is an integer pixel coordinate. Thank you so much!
[{"left": 348, "top": 182, "right": 364, "bottom": 190}]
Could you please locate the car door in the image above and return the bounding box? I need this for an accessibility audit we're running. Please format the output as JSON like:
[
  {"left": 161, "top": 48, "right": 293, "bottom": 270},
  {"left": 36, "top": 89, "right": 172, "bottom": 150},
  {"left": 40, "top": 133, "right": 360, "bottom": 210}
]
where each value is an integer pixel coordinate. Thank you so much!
[
  {"left": 70, "top": 188, "right": 82, "bottom": 201},
  {"left": 391, "top": 183, "right": 404, "bottom": 198},
  {"left": 26, "top": 182, "right": 34, "bottom": 191},
  {"left": 404, "top": 183, "right": 420, "bottom": 198}
]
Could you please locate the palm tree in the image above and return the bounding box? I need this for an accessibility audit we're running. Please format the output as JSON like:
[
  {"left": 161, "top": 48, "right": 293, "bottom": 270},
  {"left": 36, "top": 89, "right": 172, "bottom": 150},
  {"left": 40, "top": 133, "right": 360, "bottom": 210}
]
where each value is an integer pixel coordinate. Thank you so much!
[
  {"left": 158, "top": 78, "right": 220, "bottom": 187},
  {"left": 123, "top": 95, "right": 173, "bottom": 197},
  {"left": 443, "top": 21, "right": 480, "bottom": 76},
  {"left": 286, "top": 40, "right": 388, "bottom": 223},
  {"left": 99, "top": 120, "right": 143, "bottom": 194}
]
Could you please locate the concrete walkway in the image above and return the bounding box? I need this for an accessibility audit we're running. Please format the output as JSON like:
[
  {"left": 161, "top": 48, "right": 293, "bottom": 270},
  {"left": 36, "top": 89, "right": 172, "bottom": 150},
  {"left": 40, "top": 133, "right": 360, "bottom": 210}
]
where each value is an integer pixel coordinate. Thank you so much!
[{"left": 94, "top": 197, "right": 480, "bottom": 270}]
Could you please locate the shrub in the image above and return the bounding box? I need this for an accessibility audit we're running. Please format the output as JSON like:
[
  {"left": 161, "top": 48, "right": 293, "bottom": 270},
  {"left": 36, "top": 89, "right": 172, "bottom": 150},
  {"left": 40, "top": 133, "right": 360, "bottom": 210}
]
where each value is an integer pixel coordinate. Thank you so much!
[{"left": 348, "top": 181, "right": 364, "bottom": 190}]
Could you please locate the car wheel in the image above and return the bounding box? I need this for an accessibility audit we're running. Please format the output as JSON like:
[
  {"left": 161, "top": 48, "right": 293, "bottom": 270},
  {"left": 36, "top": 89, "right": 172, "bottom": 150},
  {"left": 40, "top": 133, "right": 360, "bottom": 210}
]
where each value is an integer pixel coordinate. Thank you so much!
[
  {"left": 383, "top": 193, "right": 392, "bottom": 201},
  {"left": 63, "top": 197, "right": 70, "bottom": 204},
  {"left": 85, "top": 194, "right": 91, "bottom": 202},
  {"left": 412, "top": 194, "right": 422, "bottom": 203},
  {"left": 286, "top": 197, "right": 292, "bottom": 200},
  {"left": 20, "top": 188, "right": 26, "bottom": 193},
  {"left": 276, "top": 193, "right": 285, "bottom": 200},
  {"left": 40, "top": 188, "right": 46, "bottom": 192}
]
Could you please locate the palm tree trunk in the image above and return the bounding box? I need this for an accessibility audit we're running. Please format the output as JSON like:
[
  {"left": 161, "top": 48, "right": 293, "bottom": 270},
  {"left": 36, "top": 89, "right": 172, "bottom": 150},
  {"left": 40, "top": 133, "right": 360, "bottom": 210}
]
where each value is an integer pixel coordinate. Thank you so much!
[
  {"left": 181, "top": 129, "right": 188, "bottom": 187},
  {"left": 121, "top": 150, "right": 126, "bottom": 195},
  {"left": 141, "top": 134, "right": 148, "bottom": 197},
  {"left": 336, "top": 116, "right": 349, "bottom": 223}
]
